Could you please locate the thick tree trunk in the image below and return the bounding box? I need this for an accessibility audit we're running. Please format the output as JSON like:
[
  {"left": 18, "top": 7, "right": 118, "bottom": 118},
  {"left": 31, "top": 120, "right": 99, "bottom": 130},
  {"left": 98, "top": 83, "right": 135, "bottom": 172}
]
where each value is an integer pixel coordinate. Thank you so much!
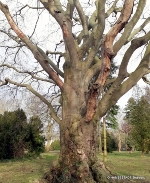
[
  {"left": 58, "top": 120, "right": 110, "bottom": 183},
  {"left": 44, "top": 70, "right": 112, "bottom": 182},
  {"left": 47, "top": 120, "right": 112, "bottom": 183}
]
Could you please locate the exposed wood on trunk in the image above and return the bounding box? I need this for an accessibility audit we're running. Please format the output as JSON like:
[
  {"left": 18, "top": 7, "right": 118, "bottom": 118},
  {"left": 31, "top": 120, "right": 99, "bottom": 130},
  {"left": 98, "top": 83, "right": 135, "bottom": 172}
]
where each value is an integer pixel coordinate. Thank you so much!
[
  {"left": 85, "top": 84, "right": 99, "bottom": 122},
  {"left": 62, "top": 21, "right": 69, "bottom": 37},
  {"left": 96, "top": 0, "right": 134, "bottom": 85},
  {"left": 85, "top": 0, "right": 134, "bottom": 122}
]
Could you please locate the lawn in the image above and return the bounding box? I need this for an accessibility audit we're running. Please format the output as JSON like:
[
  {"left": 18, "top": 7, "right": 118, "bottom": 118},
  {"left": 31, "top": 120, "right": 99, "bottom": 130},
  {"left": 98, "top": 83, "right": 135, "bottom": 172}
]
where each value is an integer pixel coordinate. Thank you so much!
[
  {"left": 0, "top": 152, "right": 58, "bottom": 183},
  {"left": 99, "top": 151, "right": 150, "bottom": 182},
  {"left": 0, "top": 151, "right": 149, "bottom": 183}
]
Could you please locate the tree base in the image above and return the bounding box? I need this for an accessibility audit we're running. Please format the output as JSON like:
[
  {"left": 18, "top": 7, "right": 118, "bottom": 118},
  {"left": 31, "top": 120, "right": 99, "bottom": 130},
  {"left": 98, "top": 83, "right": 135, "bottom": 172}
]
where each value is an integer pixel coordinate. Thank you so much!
[{"left": 43, "top": 158, "right": 115, "bottom": 183}]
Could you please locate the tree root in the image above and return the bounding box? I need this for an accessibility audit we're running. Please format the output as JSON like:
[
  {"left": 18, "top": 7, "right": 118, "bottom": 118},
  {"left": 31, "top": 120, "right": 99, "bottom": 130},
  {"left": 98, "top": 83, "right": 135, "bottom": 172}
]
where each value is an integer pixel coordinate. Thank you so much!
[
  {"left": 43, "top": 158, "right": 115, "bottom": 183},
  {"left": 90, "top": 158, "right": 115, "bottom": 183}
]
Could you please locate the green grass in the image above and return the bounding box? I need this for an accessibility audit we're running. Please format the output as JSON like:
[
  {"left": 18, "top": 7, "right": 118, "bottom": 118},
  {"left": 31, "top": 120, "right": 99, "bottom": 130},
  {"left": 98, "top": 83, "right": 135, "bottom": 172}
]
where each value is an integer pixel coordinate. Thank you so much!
[
  {"left": 0, "top": 153, "right": 58, "bottom": 183},
  {"left": 99, "top": 151, "right": 150, "bottom": 182},
  {"left": 0, "top": 151, "right": 150, "bottom": 182}
]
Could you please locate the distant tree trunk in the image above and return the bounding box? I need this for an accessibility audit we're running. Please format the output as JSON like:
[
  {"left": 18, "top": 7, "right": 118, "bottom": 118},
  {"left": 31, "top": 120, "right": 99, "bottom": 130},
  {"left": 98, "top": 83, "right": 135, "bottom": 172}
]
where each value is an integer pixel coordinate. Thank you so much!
[
  {"left": 141, "top": 150, "right": 145, "bottom": 156},
  {"left": 118, "top": 129, "right": 122, "bottom": 152},
  {"left": 99, "top": 131, "right": 103, "bottom": 154},
  {"left": 141, "top": 141, "right": 146, "bottom": 156},
  {"left": 132, "top": 146, "right": 135, "bottom": 152},
  {"left": 45, "top": 140, "right": 51, "bottom": 152}
]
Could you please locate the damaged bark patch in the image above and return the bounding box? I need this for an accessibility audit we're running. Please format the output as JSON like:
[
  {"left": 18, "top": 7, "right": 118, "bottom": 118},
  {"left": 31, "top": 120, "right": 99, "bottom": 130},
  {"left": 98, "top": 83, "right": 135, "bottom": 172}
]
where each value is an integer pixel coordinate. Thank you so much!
[
  {"left": 94, "top": 0, "right": 134, "bottom": 89},
  {"left": 85, "top": 84, "right": 99, "bottom": 122},
  {"left": 95, "top": 55, "right": 111, "bottom": 86},
  {"left": 62, "top": 21, "right": 69, "bottom": 37}
]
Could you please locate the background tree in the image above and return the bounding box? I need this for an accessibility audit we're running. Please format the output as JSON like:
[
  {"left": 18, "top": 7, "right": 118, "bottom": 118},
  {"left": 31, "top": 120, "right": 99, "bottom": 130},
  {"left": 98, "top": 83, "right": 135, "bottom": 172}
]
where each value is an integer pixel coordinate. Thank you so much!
[
  {"left": 0, "top": 109, "right": 27, "bottom": 159},
  {"left": 120, "top": 121, "right": 132, "bottom": 151},
  {"left": 126, "top": 96, "right": 150, "bottom": 155},
  {"left": 51, "top": 140, "right": 60, "bottom": 151},
  {"left": 0, "top": 0, "right": 150, "bottom": 182},
  {"left": 24, "top": 93, "right": 59, "bottom": 152},
  {"left": 26, "top": 116, "right": 45, "bottom": 156},
  {"left": 0, "top": 109, "right": 45, "bottom": 159},
  {"left": 106, "top": 105, "right": 119, "bottom": 129},
  {"left": 101, "top": 129, "right": 117, "bottom": 153}
]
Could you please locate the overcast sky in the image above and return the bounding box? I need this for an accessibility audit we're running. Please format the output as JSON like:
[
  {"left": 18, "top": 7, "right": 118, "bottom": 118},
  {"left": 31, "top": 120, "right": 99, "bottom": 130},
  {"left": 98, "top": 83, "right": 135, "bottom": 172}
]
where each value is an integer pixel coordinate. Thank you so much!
[{"left": 0, "top": 0, "right": 150, "bottom": 110}]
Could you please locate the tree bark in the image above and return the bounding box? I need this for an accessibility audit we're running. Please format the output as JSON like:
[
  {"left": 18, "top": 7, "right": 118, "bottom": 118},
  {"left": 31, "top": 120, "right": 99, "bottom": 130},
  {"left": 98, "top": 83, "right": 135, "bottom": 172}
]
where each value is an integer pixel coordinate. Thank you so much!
[
  {"left": 44, "top": 70, "right": 112, "bottom": 182},
  {"left": 103, "top": 116, "right": 107, "bottom": 162},
  {"left": 47, "top": 119, "right": 111, "bottom": 183},
  {"left": 97, "top": 121, "right": 103, "bottom": 154}
]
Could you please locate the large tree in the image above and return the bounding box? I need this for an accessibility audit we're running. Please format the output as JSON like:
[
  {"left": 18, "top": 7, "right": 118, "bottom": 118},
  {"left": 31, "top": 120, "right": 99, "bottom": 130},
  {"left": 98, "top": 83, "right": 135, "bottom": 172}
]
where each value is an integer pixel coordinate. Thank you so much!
[
  {"left": 0, "top": 0, "right": 150, "bottom": 182},
  {"left": 125, "top": 96, "right": 150, "bottom": 155}
]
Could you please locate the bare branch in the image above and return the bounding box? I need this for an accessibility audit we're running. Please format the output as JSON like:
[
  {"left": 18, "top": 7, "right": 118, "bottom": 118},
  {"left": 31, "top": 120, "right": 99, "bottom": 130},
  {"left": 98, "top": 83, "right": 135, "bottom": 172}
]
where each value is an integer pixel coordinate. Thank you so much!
[
  {"left": 142, "top": 76, "right": 150, "bottom": 85},
  {"left": 119, "top": 31, "right": 150, "bottom": 77},
  {"left": 126, "top": 18, "right": 150, "bottom": 44},
  {"left": 0, "top": 64, "right": 55, "bottom": 84},
  {"left": 0, "top": 1, "right": 64, "bottom": 89},
  {"left": 77, "top": 1, "right": 105, "bottom": 68},
  {"left": 40, "top": 0, "right": 79, "bottom": 67},
  {"left": 94, "top": 0, "right": 134, "bottom": 90},
  {"left": 105, "top": 0, "right": 120, "bottom": 18},
  {"left": 65, "top": 0, "right": 75, "bottom": 19},
  {"left": 37, "top": 46, "right": 64, "bottom": 77},
  {"left": 0, "top": 78, "right": 8, "bottom": 86},
  {"left": 1, "top": 77, "right": 61, "bottom": 124},
  {"left": 94, "top": 33, "right": 150, "bottom": 121},
  {"left": 29, "top": 12, "right": 41, "bottom": 39},
  {"left": 17, "top": 4, "right": 44, "bottom": 14},
  {"left": 54, "top": 0, "right": 65, "bottom": 14},
  {"left": 94, "top": 41, "right": 150, "bottom": 120},
  {"left": 0, "top": 29, "right": 22, "bottom": 44},
  {"left": 114, "top": 0, "right": 146, "bottom": 53},
  {"left": 88, "top": 10, "right": 97, "bottom": 32},
  {"left": 46, "top": 50, "right": 64, "bottom": 56},
  {"left": 104, "top": 78, "right": 117, "bottom": 86},
  {"left": 104, "top": 0, "right": 134, "bottom": 58},
  {"left": 74, "top": 0, "right": 89, "bottom": 37}
]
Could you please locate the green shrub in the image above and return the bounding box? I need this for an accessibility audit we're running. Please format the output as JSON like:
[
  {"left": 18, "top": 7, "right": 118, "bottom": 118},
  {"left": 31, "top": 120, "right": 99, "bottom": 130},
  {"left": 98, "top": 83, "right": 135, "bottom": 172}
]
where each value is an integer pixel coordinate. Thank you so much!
[
  {"left": 0, "top": 109, "right": 45, "bottom": 159},
  {"left": 51, "top": 140, "right": 60, "bottom": 150}
]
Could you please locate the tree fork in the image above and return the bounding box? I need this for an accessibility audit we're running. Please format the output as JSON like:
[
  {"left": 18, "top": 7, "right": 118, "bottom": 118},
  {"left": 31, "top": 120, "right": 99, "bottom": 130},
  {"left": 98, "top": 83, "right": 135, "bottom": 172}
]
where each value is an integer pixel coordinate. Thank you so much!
[{"left": 85, "top": 0, "right": 134, "bottom": 123}]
